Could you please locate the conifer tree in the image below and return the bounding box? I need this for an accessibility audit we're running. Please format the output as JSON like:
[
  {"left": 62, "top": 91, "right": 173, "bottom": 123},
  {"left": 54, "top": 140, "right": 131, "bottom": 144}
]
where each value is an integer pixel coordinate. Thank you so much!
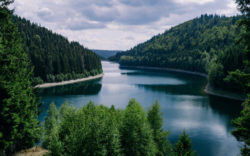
[
  {"left": 231, "top": 1, "right": 250, "bottom": 155},
  {"left": 174, "top": 131, "right": 195, "bottom": 156},
  {"left": 147, "top": 100, "right": 173, "bottom": 156},
  {"left": 120, "top": 99, "right": 156, "bottom": 156},
  {"left": 0, "top": 0, "right": 40, "bottom": 154}
]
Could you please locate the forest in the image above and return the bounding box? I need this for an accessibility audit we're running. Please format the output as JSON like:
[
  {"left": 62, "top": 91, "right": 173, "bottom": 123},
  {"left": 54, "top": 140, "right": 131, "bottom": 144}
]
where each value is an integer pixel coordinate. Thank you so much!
[
  {"left": 0, "top": 0, "right": 249, "bottom": 155},
  {"left": 109, "top": 15, "right": 248, "bottom": 92},
  {"left": 13, "top": 16, "right": 102, "bottom": 84},
  {"left": 110, "top": 6, "right": 250, "bottom": 155},
  {"left": 43, "top": 99, "right": 195, "bottom": 156}
]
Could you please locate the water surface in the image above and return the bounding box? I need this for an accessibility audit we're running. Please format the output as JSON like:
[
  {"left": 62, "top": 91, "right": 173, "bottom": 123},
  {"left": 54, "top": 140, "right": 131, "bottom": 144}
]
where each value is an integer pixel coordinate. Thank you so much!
[{"left": 38, "top": 61, "right": 242, "bottom": 156}]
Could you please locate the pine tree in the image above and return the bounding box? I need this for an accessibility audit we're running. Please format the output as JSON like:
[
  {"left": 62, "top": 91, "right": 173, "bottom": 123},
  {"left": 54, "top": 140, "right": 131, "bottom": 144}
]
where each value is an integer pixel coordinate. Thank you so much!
[
  {"left": 43, "top": 102, "right": 122, "bottom": 156},
  {"left": 232, "top": 98, "right": 250, "bottom": 155},
  {"left": 42, "top": 103, "right": 62, "bottom": 156},
  {"left": 231, "top": 0, "right": 250, "bottom": 155},
  {"left": 0, "top": 0, "right": 40, "bottom": 154},
  {"left": 12, "top": 16, "right": 103, "bottom": 83},
  {"left": 174, "top": 131, "right": 195, "bottom": 156},
  {"left": 147, "top": 100, "right": 173, "bottom": 156},
  {"left": 120, "top": 99, "right": 156, "bottom": 156}
]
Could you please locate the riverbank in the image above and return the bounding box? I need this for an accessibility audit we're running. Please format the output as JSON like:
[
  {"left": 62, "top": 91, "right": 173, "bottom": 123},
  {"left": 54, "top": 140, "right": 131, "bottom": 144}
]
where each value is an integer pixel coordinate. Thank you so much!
[
  {"left": 120, "top": 65, "right": 208, "bottom": 77},
  {"left": 204, "top": 83, "right": 245, "bottom": 101},
  {"left": 35, "top": 73, "right": 104, "bottom": 88},
  {"left": 120, "top": 65, "right": 245, "bottom": 101}
]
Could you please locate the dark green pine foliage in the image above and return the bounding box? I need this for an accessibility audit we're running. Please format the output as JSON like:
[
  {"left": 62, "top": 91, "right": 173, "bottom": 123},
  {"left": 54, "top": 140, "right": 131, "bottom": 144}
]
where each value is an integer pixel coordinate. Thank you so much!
[
  {"left": 43, "top": 102, "right": 122, "bottom": 156},
  {"left": 43, "top": 99, "right": 182, "bottom": 156},
  {"left": 174, "top": 131, "right": 195, "bottom": 156},
  {"left": 0, "top": 1, "right": 40, "bottom": 154},
  {"left": 110, "top": 15, "right": 242, "bottom": 73},
  {"left": 110, "top": 15, "right": 246, "bottom": 92},
  {"left": 12, "top": 16, "right": 102, "bottom": 84},
  {"left": 147, "top": 100, "right": 173, "bottom": 156},
  {"left": 120, "top": 99, "right": 156, "bottom": 156},
  {"left": 231, "top": 0, "right": 250, "bottom": 155},
  {"left": 232, "top": 98, "right": 250, "bottom": 156},
  {"left": 42, "top": 103, "right": 62, "bottom": 156},
  {"left": 224, "top": 0, "right": 250, "bottom": 94}
]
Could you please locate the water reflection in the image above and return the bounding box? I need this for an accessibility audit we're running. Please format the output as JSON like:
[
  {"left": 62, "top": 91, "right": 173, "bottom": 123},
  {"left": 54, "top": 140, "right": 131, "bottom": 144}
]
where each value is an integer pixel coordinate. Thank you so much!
[
  {"left": 37, "top": 79, "right": 102, "bottom": 96},
  {"left": 37, "top": 61, "right": 242, "bottom": 156},
  {"left": 207, "top": 96, "right": 242, "bottom": 118},
  {"left": 137, "top": 84, "right": 205, "bottom": 96}
]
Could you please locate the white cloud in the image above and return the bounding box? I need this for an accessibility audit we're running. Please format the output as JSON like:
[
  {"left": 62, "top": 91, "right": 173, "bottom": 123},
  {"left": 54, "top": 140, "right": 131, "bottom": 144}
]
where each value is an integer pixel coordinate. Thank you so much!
[
  {"left": 37, "top": 8, "right": 54, "bottom": 21},
  {"left": 173, "top": 0, "right": 215, "bottom": 5},
  {"left": 11, "top": 0, "right": 239, "bottom": 50},
  {"left": 216, "top": 1, "right": 239, "bottom": 16}
]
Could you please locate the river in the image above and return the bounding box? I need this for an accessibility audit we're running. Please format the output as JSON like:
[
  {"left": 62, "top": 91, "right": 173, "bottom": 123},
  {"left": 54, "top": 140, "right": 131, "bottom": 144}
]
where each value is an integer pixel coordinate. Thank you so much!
[{"left": 37, "top": 61, "right": 242, "bottom": 156}]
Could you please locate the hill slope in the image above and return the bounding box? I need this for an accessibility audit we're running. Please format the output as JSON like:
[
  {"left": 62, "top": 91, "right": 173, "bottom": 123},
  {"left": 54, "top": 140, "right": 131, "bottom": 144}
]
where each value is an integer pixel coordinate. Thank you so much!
[
  {"left": 13, "top": 16, "right": 102, "bottom": 84},
  {"left": 110, "top": 15, "right": 246, "bottom": 91},
  {"left": 92, "top": 49, "right": 122, "bottom": 59}
]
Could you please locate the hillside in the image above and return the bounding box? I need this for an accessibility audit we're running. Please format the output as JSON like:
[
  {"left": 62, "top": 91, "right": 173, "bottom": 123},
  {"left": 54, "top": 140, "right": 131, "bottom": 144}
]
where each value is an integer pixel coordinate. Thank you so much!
[
  {"left": 92, "top": 49, "right": 123, "bottom": 59},
  {"left": 110, "top": 14, "right": 246, "bottom": 91},
  {"left": 13, "top": 16, "right": 102, "bottom": 84}
]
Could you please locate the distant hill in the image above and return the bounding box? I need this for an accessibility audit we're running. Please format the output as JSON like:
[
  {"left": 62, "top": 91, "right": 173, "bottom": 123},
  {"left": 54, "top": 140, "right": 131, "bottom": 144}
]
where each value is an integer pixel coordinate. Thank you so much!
[
  {"left": 110, "top": 14, "right": 246, "bottom": 91},
  {"left": 13, "top": 16, "right": 102, "bottom": 84},
  {"left": 92, "top": 49, "right": 123, "bottom": 60}
]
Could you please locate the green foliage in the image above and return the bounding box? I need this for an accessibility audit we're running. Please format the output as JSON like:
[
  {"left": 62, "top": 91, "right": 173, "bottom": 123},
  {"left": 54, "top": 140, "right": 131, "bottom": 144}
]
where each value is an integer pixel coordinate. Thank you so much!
[
  {"left": 208, "top": 62, "right": 224, "bottom": 87},
  {"left": 231, "top": 1, "right": 250, "bottom": 155},
  {"left": 147, "top": 101, "right": 173, "bottom": 156},
  {"left": 43, "top": 99, "right": 181, "bottom": 156},
  {"left": 236, "top": 0, "right": 250, "bottom": 60},
  {"left": 0, "top": 2, "right": 40, "bottom": 154},
  {"left": 148, "top": 101, "right": 163, "bottom": 135},
  {"left": 111, "top": 15, "right": 241, "bottom": 72},
  {"left": 43, "top": 102, "right": 122, "bottom": 156},
  {"left": 110, "top": 15, "right": 247, "bottom": 92},
  {"left": 120, "top": 99, "right": 156, "bottom": 156},
  {"left": 224, "top": 69, "right": 250, "bottom": 92},
  {"left": 42, "top": 103, "right": 60, "bottom": 152},
  {"left": 92, "top": 49, "right": 122, "bottom": 59},
  {"left": 32, "top": 77, "right": 44, "bottom": 85},
  {"left": 232, "top": 96, "right": 250, "bottom": 156},
  {"left": 12, "top": 16, "right": 102, "bottom": 83},
  {"left": 174, "top": 131, "right": 195, "bottom": 156}
]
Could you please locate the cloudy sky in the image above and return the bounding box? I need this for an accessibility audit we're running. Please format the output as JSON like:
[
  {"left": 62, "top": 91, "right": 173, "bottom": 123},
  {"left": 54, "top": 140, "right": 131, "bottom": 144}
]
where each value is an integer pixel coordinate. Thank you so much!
[{"left": 12, "top": 0, "right": 239, "bottom": 50}]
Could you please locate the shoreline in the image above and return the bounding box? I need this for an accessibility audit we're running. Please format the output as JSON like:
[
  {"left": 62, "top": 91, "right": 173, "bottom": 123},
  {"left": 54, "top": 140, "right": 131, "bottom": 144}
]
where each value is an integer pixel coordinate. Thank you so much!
[
  {"left": 120, "top": 65, "right": 245, "bottom": 101},
  {"left": 120, "top": 65, "right": 208, "bottom": 77},
  {"left": 204, "top": 83, "right": 245, "bottom": 101},
  {"left": 35, "top": 73, "right": 104, "bottom": 88}
]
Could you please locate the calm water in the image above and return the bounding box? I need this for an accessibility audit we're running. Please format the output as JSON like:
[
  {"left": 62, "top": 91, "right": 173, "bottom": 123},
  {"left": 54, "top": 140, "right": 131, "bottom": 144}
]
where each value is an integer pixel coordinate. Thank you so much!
[{"left": 37, "top": 61, "right": 243, "bottom": 156}]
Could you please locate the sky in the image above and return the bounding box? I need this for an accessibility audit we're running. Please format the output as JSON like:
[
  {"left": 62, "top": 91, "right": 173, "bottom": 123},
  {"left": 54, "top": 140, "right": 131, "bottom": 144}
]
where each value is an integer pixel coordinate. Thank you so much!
[{"left": 12, "top": 0, "right": 239, "bottom": 50}]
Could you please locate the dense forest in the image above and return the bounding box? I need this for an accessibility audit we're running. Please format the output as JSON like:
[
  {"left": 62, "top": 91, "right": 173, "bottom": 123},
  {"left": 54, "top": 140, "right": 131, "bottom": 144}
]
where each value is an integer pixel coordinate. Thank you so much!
[
  {"left": 43, "top": 99, "right": 195, "bottom": 156},
  {"left": 0, "top": 1, "right": 40, "bottom": 154},
  {"left": 13, "top": 16, "right": 102, "bottom": 84},
  {"left": 0, "top": 1, "right": 195, "bottom": 155},
  {"left": 1, "top": 0, "right": 249, "bottom": 155},
  {"left": 109, "top": 15, "right": 247, "bottom": 92},
  {"left": 231, "top": 0, "right": 250, "bottom": 155},
  {"left": 110, "top": 1, "right": 250, "bottom": 154}
]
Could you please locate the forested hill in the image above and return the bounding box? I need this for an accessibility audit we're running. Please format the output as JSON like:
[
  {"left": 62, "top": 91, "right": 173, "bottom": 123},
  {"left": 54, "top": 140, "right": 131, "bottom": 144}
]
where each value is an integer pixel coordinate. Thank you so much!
[
  {"left": 13, "top": 16, "right": 102, "bottom": 84},
  {"left": 92, "top": 49, "right": 122, "bottom": 59},
  {"left": 110, "top": 15, "right": 247, "bottom": 91}
]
